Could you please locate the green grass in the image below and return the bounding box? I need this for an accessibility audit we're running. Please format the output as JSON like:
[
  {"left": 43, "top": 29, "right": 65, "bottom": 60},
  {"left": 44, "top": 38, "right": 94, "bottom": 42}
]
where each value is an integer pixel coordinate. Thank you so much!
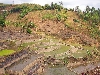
[
  {"left": 83, "top": 46, "right": 95, "bottom": 51},
  {"left": 21, "top": 42, "right": 35, "bottom": 47},
  {"left": 0, "top": 49, "right": 15, "bottom": 56},
  {"left": 44, "top": 45, "right": 70, "bottom": 56},
  {"left": 72, "top": 53, "right": 86, "bottom": 58},
  {"left": 73, "top": 46, "right": 95, "bottom": 58},
  {"left": 70, "top": 43, "right": 81, "bottom": 47},
  {"left": 56, "top": 54, "right": 68, "bottom": 59}
]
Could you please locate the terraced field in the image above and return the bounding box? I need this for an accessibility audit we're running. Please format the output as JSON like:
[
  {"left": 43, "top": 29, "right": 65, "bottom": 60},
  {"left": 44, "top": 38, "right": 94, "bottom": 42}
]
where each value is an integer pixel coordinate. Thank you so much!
[
  {"left": 18, "top": 32, "right": 100, "bottom": 75},
  {"left": 19, "top": 32, "right": 96, "bottom": 60},
  {"left": 0, "top": 31, "right": 99, "bottom": 75}
]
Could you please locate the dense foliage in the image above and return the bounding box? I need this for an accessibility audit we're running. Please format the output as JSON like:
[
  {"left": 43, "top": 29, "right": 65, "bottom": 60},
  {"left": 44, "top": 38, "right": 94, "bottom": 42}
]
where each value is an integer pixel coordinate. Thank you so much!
[
  {"left": 0, "top": 2, "right": 100, "bottom": 37},
  {"left": 0, "top": 11, "right": 8, "bottom": 27},
  {"left": 75, "top": 6, "right": 100, "bottom": 38},
  {"left": 44, "top": 2, "right": 63, "bottom": 11}
]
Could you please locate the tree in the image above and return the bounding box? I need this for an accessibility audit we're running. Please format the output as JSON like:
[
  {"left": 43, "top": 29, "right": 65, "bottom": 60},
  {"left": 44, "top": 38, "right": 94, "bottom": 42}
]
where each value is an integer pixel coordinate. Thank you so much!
[
  {"left": 44, "top": 4, "right": 51, "bottom": 10},
  {"left": 51, "top": 2, "right": 54, "bottom": 10},
  {"left": 0, "top": 10, "right": 7, "bottom": 28},
  {"left": 86, "top": 6, "right": 90, "bottom": 13},
  {"left": 75, "top": 6, "right": 79, "bottom": 12},
  {"left": 11, "top": 7, "right": 21, "bottom": 13},
  {"left": 0, "top": 14, "right": 5, "bottom": 31},
  {"left": 59, "top": 1, "right": 63, "bottom": 7}
]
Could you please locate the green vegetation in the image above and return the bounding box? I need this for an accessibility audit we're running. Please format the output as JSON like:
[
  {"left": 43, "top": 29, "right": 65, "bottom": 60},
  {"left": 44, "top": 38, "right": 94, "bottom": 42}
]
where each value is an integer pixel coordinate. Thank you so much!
[
  {"left": 69, "top": 43, "right": 81, "bottom": 47},
  {"left": 21, "top": 42, "right": 34, "bottom": 47},
  {"left": 0, "top": 11, "right": 7, "bottom": 28},
  {"left": 73, "top": 46, "right": 94, "bottom": 58},
  {"left": 42, "top": 13, "right": 55, "bottom": 20},
  {"left": 42, "top": 10, "right": 67, "bottom": 22},
  {"left": 0, "top": 2, "right": 100, "bottom": 67},
  {"left": 26, "top": 28, "right": 32, "bottom": 34},
  {"left": 44, "top": 2, "right": 63, "bottom": 10},
  {"left": 73, "top": 19, "right": 80, "bottom": 23},
  {"left": 44, "top": 45, "right": 70, "bottom": 56},
  {"left": 62, "top": 57, "right": 68, "bottom": 64},
  {"left": 75, "top": 6, "right": 100, "bottom": 38},
  {"left": 0, "top": 49, "right": 15, "bottom": 56},
  {"left": 72, "top": 52, "right": 86, "bottom": 58}
]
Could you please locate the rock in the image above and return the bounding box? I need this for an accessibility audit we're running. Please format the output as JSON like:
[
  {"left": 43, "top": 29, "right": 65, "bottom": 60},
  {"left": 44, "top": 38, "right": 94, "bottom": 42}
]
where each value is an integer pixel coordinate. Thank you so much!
[{"left": 0, "top": 68, "right": 5, "bottom": 74}]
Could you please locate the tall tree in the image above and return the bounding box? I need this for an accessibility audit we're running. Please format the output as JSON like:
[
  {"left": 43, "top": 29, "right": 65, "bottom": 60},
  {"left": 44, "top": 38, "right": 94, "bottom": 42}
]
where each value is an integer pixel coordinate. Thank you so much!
[{"left": 51, "top": 2, "right": 54, "bottom": 10}]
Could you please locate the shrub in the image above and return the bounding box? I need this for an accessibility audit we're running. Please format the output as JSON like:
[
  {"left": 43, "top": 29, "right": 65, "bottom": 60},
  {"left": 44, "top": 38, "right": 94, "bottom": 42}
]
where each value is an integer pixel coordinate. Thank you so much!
[
  {"left": 28, "top": 21, "right": 36, "bottom": 28},
  {"left": 0, "top": 13, "right": 6, "bottom": 27},
  {"left": 73, "top": 19, "right": 80, "bottom": 23},
  {"left": 42, "top": 13, "right": 54, "bottom": 20},
  {"left": 65, "top": 23, "right": 72, "bottom": 29},
  {"left": 56, "top": 14, "right": 61, "bottom": 21},
  {"left": 62, "top": 57, "right": 68, "bottom": 64},
  {"left": 26, "top": 28, "right": 32, "bottom": 34}
]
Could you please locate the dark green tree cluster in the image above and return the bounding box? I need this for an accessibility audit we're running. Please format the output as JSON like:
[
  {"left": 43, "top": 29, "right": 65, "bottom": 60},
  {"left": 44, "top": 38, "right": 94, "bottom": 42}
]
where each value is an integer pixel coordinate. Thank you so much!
[
  {"left": 32, "top": 4, "right": 43, "bottom": 11},
  {"left": 18, "top": 6, "right": 30, "bottom": 18},
  {"left": 25, "top": 21, "right": 36, "bottom": 34},
  {"left": 0, "top": 14, "right": 5, "bottom": 27},
  {"left": 42, "top": 11, "right": 67, "bottom": 23},
  {"left": 11, "top": 7, "right": 21, "bottom": 13},
  {"left": 44, "top": 2, "right": 63, "bottom": 11},
  {"left": 75, "top": 6, "right": 100, "bottom": 39},
  {"left": 0, "top": 11, "right": 8, "bottom": 27},
  {"left": 10, "top": 2, "right": 63, "bottom": 19},
  {"left": 16, "top": 4, "right": 43, "bottom": 19},
  {"left": 77, "top": 6, "right": 100, "bottom": 25},
  {"left": 22, "top": 20, "right": 36, "bottom": 34}
]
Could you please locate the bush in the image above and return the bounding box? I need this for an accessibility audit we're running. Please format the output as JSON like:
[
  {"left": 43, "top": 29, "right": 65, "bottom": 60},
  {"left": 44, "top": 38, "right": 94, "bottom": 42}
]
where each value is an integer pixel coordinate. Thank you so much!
[
  {"left": 73, "top": 19, "right": 80, "bottom": 23},
  {"left": 62, "top": 57, "right": 68, "bottom": 64},
  {"left": 0, "top": 20, "right": 5, "bottom": 27},
  {"left": 0, "top": 13, "right": 6, "bottom": 27},
  {"left": 56, "top": 14, "right": 61, "bottom": 21},
  {"left": 42, "top": 13, "right": 54, "bottom": 20},
  {"left": 65, "top": 24, "right": 72, "bottom": 29},
  {"left": 26, "top": 28, "right": 32, "bottom": 34},
  {"left": 28, "top": 21, "right": 36, "bottom": 28},
  {"left": 11, "top": 7, "right": 21, "bottom": 13}
]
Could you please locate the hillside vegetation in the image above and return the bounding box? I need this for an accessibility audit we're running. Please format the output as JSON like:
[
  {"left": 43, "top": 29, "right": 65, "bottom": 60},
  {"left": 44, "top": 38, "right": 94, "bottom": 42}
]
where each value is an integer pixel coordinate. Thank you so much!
[
  {"left": 0, "top": 2, "right": 100, "bottom": 75},
  {"left": 0, "top": 2, "right": 100, "bottom": 58}
]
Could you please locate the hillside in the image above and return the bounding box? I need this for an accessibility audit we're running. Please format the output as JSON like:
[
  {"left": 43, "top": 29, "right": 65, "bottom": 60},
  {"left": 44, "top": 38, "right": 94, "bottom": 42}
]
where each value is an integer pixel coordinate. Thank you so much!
[
  {"left": 5, "top": 10, "right": 99, "bottom": 46},
  {"left": 0, "top": 3, "right": 100, "bottom": 75}
]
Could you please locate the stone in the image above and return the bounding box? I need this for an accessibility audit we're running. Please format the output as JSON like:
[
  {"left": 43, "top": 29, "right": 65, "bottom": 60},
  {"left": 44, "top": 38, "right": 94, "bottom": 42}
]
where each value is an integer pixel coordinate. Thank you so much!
[{"left": 0, "top": 68, "right": 5, "bottom": 74}]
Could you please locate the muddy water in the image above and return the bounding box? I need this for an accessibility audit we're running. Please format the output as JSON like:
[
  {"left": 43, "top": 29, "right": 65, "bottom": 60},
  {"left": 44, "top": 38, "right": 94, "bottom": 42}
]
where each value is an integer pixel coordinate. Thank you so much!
[
  {"left": 72, "top": 62, "right": 100, "bottom": 74},
  {"left": 6, "top": 54, "right": 39, "bottom": 71},
  {"left": 43, "top": 65, "right": 77, "bottom": 75}
]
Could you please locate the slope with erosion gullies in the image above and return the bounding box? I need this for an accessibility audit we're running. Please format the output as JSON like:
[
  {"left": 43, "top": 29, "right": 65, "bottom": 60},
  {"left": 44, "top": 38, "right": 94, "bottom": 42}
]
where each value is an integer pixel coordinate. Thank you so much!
[
  {"left": 5, "top": 12, "right": 24, "bottom": 33},
  {"left": 6, "top": 12, "right": 20, "bottom": 22},
  {"left": 24, "top": 10, "right": 99, "bottom": 47},
  {"left": 5, "top": 7, "right": 99, "bottom": 47}
]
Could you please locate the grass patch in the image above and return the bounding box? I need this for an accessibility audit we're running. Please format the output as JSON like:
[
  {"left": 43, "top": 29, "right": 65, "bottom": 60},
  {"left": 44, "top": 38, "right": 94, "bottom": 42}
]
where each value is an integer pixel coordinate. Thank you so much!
[
  {"left": 56, "top": 54, "right": 68, "bottom": 59},
  {"left": 83, "top": 46, "right": 95, "bottom": 51},
  {"left": 70, "top": 43, "right": 81, "bottom": 47},
  {"left": 73, "top": 46, "right": 95, "bottom": 58},
  {"left": 44, "top": 45, "right": 70, "bottom": 56},
  {"left": 72, "top": 53, "right": 86, "bottom": 58},
  {"left": 21, "top": 42, "right": 35, "bottom": 47},
  {"left": 0, "top": 49, "right": 15, "bottom": 56}
]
